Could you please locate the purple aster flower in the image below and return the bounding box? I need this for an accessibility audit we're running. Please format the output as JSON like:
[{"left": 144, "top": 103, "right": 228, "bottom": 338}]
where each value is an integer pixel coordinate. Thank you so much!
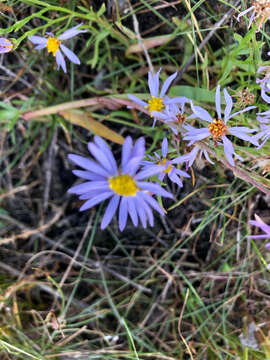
[
  {"left": 151, "top": 97, "right": 191, "bottom": 135},
  {"left": 182, "top": 85, "right": 258, "bottom": 166},
  {"left": 68, "top": 136, "right": 173, "bottom": 231},
  {"left": 249, "top": 214, "right": 270, "bottom": 239},
  {"left": 0, "top": 38, "right": 13, "bottom": 53},
  {"left": 252, "top": 111, "right": 270, "bottom": 148},
  {"left": 128, "top": 69, "right": 179, "bottom": 126},
  {"left": 237, "top": 1, "right": 270, "bottom": 31},
  {"left": 142, "top": 138, "right": 190, "bottom": 187},
  {"left": 29, "top": 23, "right": 87, "bottom": 73}
]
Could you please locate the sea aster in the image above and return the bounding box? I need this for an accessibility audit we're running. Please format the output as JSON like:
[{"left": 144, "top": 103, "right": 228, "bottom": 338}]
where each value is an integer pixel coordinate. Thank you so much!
[
  {"left": 142, "top": 138, "right": 190, "bottom": 187},
  {"left": 128, "top": 69, "right": 179, "bottom": 126},
  {"left": 68, "top": 136, "right": 173, "bottom": 231},
  {"left": 182, "top": 85, "right": 258, "bottom": 166},
  {"left": 29, "top": 23, "right": 86, "bottom": 73},
  {"left": 237, "top": 0, "right": 270, "bottom": 31},
  {"left": 0, "top": 38, "right": 13, "bottom": 53}
]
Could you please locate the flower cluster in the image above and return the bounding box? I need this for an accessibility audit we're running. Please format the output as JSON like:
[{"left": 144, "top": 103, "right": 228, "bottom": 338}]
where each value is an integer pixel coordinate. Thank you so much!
[{"left": 68, "top": 65, "right": 270, "bottom": 230}]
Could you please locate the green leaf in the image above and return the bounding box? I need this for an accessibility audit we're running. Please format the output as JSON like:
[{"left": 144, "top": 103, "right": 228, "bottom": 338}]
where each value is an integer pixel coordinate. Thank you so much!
[{"left": 169, "top": 86, "right": 215, "bottom": 103}]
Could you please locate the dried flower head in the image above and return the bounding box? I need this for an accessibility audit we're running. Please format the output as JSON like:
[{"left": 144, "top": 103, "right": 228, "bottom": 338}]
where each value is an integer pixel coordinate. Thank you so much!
[
  {"left": 237, "top": 0, "right": 270, "bottom": 31},
  {"left": 233, "top": 88, "right": 255, "bottom": 108}
]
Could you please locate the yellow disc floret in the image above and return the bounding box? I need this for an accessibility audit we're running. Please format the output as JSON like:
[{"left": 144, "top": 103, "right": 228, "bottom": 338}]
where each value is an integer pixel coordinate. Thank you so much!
[
  {"left": 158, "top": 158, "right": 172, "bottom": 174},
  {"left": 146, "top": 97, "right": 164, "bottom": 116},
  {"left": 2, "top": 39, "right": 13, "bottom": 51},
  {"left": 46, "top": 37, "right": 61, "bottom": 57},
  {"left": 208, "top": 119, "right": 228, "bottom": 141},
  {"left": 108, "top": 174, "right": 138, "bottom": 196}
]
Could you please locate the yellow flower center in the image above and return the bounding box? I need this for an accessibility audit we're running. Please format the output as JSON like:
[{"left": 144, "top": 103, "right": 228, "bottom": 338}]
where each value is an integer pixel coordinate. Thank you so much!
[
  {"left": 158, "top": 158, "right": 172, "bottom": 174},
  {"left": 146, "top": 97, "right": 164, "bottom": 116},
  {"left": 2, "top": 39, "right": 13, "bottom": 51},
  {"left": 108, "top": 174, "right": 138, "bottom": 196},
  {"left": 46, "top": 37, "right": 61, "bottom": 57},
  {"left": 208, "top": 119, "right": 228, "bottom": 141}
]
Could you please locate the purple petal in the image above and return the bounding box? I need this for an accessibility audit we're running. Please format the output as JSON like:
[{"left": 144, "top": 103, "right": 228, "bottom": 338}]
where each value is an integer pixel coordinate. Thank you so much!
[
  {"left": 55, "top": 49, "right": 67, "bottom": 72},
  {"left": 94, "top": 136, "right": 118, "bottom": 174},
  {"left": 261, "top": 88, "right": 270, "bottom": 104},
  {"left": 121, "top": 136, "right": 133, "bottom": 169},
  {"left": 58, "top": 23, "right": 87, "bottom": 40},
  {"left": 68, "top": 154, "right": 111, "bottom": 178},
  {"left": 183, "top": 128, "right": 210, "bottom": 144},
  {"left": 127, "top": 197, "right": 138, "bottom": 226},
  {"left": 228, "top": 106, "right": 256, "bottom": 120},
  {"left": 80, "top": 192, "right": 112, "bottom": 211},
  {"left": 88, "top": 142, "right": 115, "bottom": 175},
  {"left": 223, "top": 88, "right": 233, "bottom": 123},
  {"left": 168, "top": 172, "right": 183, "bottom": 187},
  {"left": 215, "top": 85, "right": 222, "bottom": 119},
  {"left": 137, "top": 182, "right": 173, "bottom": 198},
  {"left": 161, "top": 137, "right": 168, "bottom": 157},
  {"left": 68, "top": 181, "right": 108, "bottom": 195},
  {"left": 127, "top": 94, "right": 148, "bottom": 108},
  {"left": 160, "top": 72, "right": 177, "bottom": 97},
  {"left": 134, "top": 195, "right": 147, "bottom": 228},
  {"left": 28, "top": 35, "right": 47, "bottom": 44},
  {"left": 140, "top": 196, "right": 154, "bottom": 226},
  {"left": 135, "top": 165, "right": 162, "bottom": 180},
  {"left": 140, "top": 192, "right": 164, "bottom": 216},
  {"left": 101, "top": 195, "right": 120, "bottom": 229},
  {"left": 237, "top": 6, "right": 254, "bottom": 21},
  {"left": 72, "top": 170, "right": 106, "bottom": 181},
  {"left": 222, "top": 136, "right": 235, "bottom": 166},
  {"left": 119, "top": 197, "right": 128, "bottom": 231},
  {"left": 34, "top": 43, "right": 47, "bottom": 50},
  {"left": 60, "top": 44, "right": 80, "bottom": 64},
  {"left": 190, "top": 104, "right": 212, "bottom": 122}
]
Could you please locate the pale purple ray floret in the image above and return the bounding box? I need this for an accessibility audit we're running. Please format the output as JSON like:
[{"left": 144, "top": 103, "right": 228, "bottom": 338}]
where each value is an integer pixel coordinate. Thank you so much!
[
  {"left": 249, "top": 214, "right": 270, "bottom": 268},
  {"left": 68, "top": 136, "right": 173, "bottom": 231},
  {"left": 28, "top": 23, "right": 87, "bottom": 73},
  {"left": 127, "top": 69, "right": 180, "bottom": 126},
  {"left": 249, "top": 215, "right": 270, "bottom": 239},
  {"left": 252, "top": 110, "right": 270, "bottom": 148},
  {"left": 257, "top": 61, "right": 270, "bottom": 103},
  {"left": 181, "top": 85, "right": 258, "bottom": 166},
  {"left": 151, "top": 97, "right": 191, "bottom": 135},
  {"left": 142, "top": 138, "right": 190, "bottom": 187},
  {"left": 0, "top": 38, "right": 13, "bottom": 53},
  {"left": 237, "top": 5, "right": 256, "bottom": 28}
]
